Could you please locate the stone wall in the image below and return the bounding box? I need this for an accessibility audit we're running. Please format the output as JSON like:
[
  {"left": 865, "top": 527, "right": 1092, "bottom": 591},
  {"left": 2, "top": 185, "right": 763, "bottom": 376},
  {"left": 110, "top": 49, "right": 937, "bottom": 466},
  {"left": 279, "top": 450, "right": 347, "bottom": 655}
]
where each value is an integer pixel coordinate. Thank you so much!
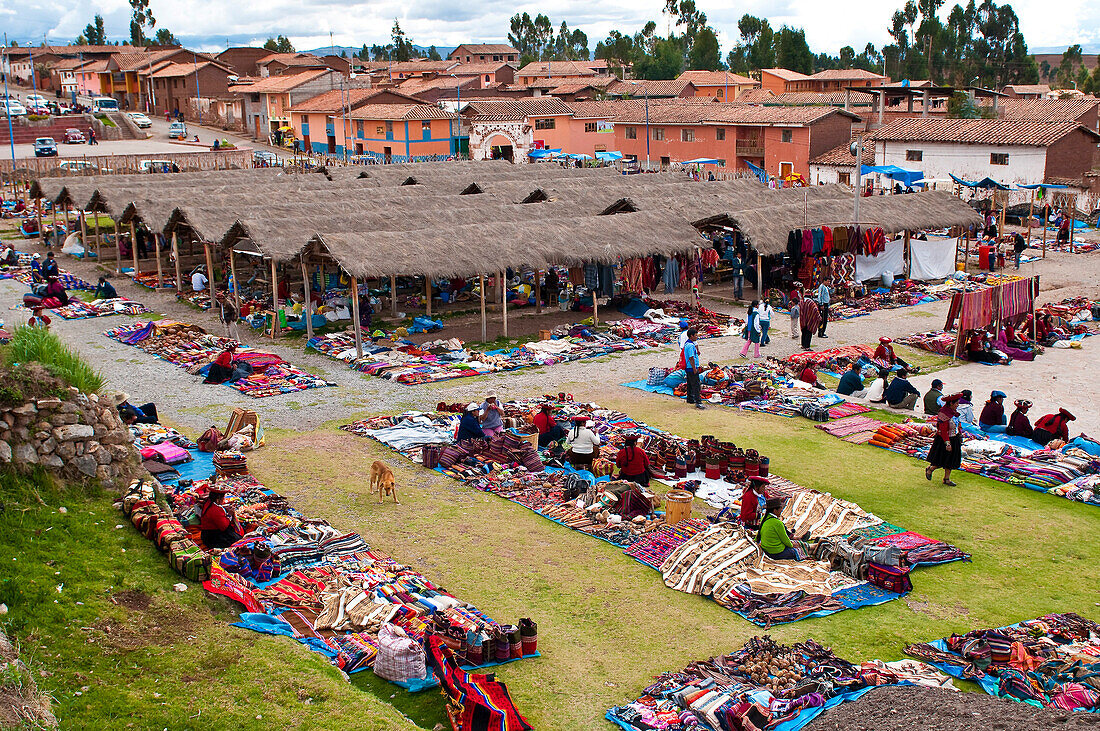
[{"left": 0, "top": 389, "right": 139, "bottom": 485}]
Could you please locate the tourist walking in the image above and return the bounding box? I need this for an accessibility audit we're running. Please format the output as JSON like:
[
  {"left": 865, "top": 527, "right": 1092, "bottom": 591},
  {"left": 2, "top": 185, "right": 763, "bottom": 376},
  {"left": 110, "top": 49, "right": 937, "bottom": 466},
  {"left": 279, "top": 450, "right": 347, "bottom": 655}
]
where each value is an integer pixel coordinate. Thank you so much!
[
  {"left": 683, "top": 328, "right": 705, "bottom": 409},
  {"left": 725, "top": 250, "right": 744, "bottom": 300},
  {"left": 788, "top": 291, "right": 800, "bottom": 339},
  {"left": 926, "top": 393, "right": 964, "bottom": 486},
  {"left": 740, "top": 304, "right": 761, "bottom": 359},
  {"left": 815, "top": 282, "right": 831, "bottom": 337},
  {"left": 216, "top": 292, "right": 240, "bottom": 341},
  {"left": 757, "top": 300, "right": 774, "bottom": 346}
]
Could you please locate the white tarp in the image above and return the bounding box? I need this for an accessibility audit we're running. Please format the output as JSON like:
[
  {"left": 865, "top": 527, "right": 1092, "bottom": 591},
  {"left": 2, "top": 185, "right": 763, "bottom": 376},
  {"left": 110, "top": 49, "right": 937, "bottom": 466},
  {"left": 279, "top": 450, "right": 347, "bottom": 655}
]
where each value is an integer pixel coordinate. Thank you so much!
[
  {"left": 909, "top": 238, "right": 958, "bottom": 280},
  {"left": 855, "top": 239, "right": 904, "bottom": 282}
]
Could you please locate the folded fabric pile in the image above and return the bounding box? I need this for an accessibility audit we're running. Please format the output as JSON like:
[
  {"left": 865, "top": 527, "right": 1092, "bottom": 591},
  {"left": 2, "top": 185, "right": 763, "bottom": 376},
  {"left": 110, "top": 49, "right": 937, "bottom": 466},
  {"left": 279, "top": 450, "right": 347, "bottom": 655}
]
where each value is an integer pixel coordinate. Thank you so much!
[
  {"left": 906, "top": 612, "right": 1100, "bottom": 713},
  {"left": 348, "top": 398, "right": 969, "bottom": 625},
  {"left": 50, "top": 297, "right": 149, "bottom": 319},
  {"left": 8, "top": 268, "right": 95, "bottom": 291},
  {"left": 606, "top": 635, "right": 955, "bottom": 731},
  {"left": 782, "top": 345, "right": 877, "bottom": 375},
  {"left": 105, "top": 320, "right": 334, "bottom": 398},
  {"left": 897, "top": 330, "right": 959, "bottom": 356},
  {"left": 176, "top": 290, "right": 211, "bottom": 310}
]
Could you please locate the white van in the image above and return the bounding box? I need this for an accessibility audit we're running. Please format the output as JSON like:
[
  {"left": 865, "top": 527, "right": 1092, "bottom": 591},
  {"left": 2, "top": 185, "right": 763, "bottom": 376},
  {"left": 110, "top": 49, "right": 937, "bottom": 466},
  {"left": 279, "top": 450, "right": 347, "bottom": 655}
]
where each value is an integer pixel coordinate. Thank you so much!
[{"left": 92, "top": 97, "right": 119, "bottom": 113}]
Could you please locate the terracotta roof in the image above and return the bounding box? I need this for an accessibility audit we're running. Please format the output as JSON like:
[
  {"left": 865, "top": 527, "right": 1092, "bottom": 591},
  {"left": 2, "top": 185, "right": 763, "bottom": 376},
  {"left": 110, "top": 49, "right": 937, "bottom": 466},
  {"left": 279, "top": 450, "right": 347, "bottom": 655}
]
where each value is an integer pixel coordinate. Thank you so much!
[
  {"left": 450, "top": 62, "right": 514, "bottom": 75},
  {"left": 49, "top": 57, "right": 97, "bottom": 71},
  {"left": 257, "top": 53, "right": 318, "bottom": 66},
  {"left": 112, "top": 48, "right": 198, "bottom": 71},
  {"left": 396, "top": 75, "right": 481, "bottom": 96},
  {"left": 461, "top": 97, "right": 574, "bottom": 120},
  {"left": 546, "top": 78, "right": 617, "bottom": 95},
  {"left": 607, "top": 78, "right": 695, "bottom": 97},
  {"left": 516, "top": 60, "right": 595, "bottom": 77},
  {"left": 449, "top": 44, "right": 519, "bottom": 55},
  {"left": 1003, "top": 84, "right": 1051, "bottom": 95},
  {"left": 991, "top": 98, "right": 1100, "bottom": 122},
  {"left": 809, "top": 69, "right": 887, "bottom": 81},
  {"left": 884, "top": 79, "right": 932, "bottom": 87},
  {"left": 739, "top": 90, "right": 876, "bottom": 107},
  {"left": 567, "top": 99, "right": 857, "bottom": 126},
  {"left": 760, "top": 68, "right": 811, "bottom": 81},
  {"left": 348, "top": 104, "right": 457, "bottom": 121},
  {"left": 386, "top": 60, "right": 459, "bottom": 74},
  {"left": 287, "top": 87, "right": 422, "bottom": 112},
  {"left": 677, "top": 70, "right": 758, "bottom": 87},
  {"left": 149, "top": 61, "right": 229, "bottom": 79},
  {"left": 810, "top": 139, "right": 875, "bottom": 166},
  {"left": 232, "top": 68, "right": 333, "bottom": 94},
  {"left": 867, "top": 118, "right": 1098, "bottom": 146},
  {"left": 5, "top": 44, "right": 132, "bottom": 57}
]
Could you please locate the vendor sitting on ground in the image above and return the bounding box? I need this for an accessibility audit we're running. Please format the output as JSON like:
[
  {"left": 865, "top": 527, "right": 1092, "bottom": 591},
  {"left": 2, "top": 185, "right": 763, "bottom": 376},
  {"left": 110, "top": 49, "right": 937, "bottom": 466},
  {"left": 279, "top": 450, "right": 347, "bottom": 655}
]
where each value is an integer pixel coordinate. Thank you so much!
[
  {"left": 758, "top": 497, "right": 798, "bottom": 561},
  {"left": 873, "top": 336, "right": 916, "bottom": 372},
  {"left": 43, "top": 276, "right": 70, "bottom": 306},
  {"left": 1006, "top": 399, "right": 1034, "bottom": 438},
  {"left": 866, "top": 368, "right": 890, "bottom": 403},
  {"left": 739, "top": 476, "right": 768, "bottom": 529},
  {"left": 95, "top": 276, "right": 117, "bottom": 300},
  {"left": 979, "top": 391, "right": 1008, "bottom": 431},
  {"left": 114, "top": 394, "right": 158, "bottom": 425},
  {"left": 799, "top": 363, "right": 822, "bottom": 388},
  {"left": 1032, "top": 408, "right": 1075, "bottom": 446},
  {"left": 532, "top": 403, "right": 566, "bottom": 446},
  {"left": 616, "top": 434, "right": 651, "bottom": 486},
  {"left": 479, "top": 395, "right": 504, "bottom": 437},
  {"left": 924, "top": 379, "right": 944, "bottom": 415},
  {"left": 0, "top": 245, "right": 18, "bottom": 266},
  {"left": 967, "top": 330, "right": 1008, "bottom": 364},
  {"left": 565, "top": 417, "right": 601, "bottom": 469},
  {"left": 219, "top": 540, "right": 280, "bottom": 582},
  {"left": 884, "top": 369, "right": 920, "bottom": 410},
  {"left": 199, "top": 485, "right": 241, "bottom": 548},
  {"left": 203, "top": 344, "right": 238, "bottom": 384},
  {"left": 836, "top": 361, "right": 868, "bottom": 397},
  {"left": 456, "top": 403, "right": 487, "bottom": 441},
  {"left": 957, "top": 390, "right": 977, "bottom": 425}
]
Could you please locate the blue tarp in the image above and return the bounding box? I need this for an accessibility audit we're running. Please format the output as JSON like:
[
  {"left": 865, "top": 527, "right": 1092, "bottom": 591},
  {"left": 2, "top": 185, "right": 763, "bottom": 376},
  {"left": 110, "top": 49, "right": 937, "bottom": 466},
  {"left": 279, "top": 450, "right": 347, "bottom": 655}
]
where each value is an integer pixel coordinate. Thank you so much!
[
  {"left": 861, "top": 164, "right": 924, "bottom": 186},
  {"left": 595, "top": 150, "right": 623, "bottom": 161},
  {"left": 950, "top": 174, "right": 1009, "bottom": 190},
  {"left": 745, "top": 160, "right": 768, "bottom": 184},
  {"left": 682, "top": 157, "right": 722, "bottom": 165},
  {"left": 527, "top": 148, "right": 561, "bottom": 158},
  {"left": 1016, "top": 183, "right": 1070, "bottom": 190}
]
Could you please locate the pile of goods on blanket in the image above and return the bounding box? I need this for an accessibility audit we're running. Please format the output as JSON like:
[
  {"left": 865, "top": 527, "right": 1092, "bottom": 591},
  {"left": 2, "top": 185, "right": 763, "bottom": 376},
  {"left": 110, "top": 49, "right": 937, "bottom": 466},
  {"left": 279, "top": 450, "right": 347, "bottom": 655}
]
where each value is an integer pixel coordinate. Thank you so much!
[
  {"left": 12, "top": 296, "right": 148, "bottom": 319},
  {"left": 104, "top": 320, "right": 334, "bottom": 397},
  {"left": 344, "top": 398, "right": 968, "bottom": 625},
  {"left": 117, "top": 460, "right": 539, "bottom": 687},
  {"left": 906, "top": 612, "right": 1100, "bottom": 713},
  {"left": 606, "top": 635, "right": 955, "bottom": 731},
  {"left": 819, "top": 415, "right": 1100, "bottom": 506},
  {"left": 2, "top": 266, "right": 94, "bottom": 291},
  {"left": 308, "top": 302, "right": 730, "bottom": 385}
]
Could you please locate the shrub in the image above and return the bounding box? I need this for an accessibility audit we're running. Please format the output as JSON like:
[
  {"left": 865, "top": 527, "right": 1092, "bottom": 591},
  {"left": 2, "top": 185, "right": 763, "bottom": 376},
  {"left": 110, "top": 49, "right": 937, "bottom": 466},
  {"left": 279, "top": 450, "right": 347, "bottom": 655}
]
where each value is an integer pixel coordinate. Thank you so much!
[{"left": 2, "top": 326, "right": 104, "bottom": 393}]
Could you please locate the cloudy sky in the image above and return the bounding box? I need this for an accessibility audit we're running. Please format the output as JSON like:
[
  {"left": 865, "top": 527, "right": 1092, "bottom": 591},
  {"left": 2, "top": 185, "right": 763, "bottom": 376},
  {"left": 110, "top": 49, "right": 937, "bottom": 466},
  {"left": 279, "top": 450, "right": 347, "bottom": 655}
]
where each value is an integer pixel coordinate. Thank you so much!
[{"left": 5, "top": 0, "right": 1098, "bottom": 56}]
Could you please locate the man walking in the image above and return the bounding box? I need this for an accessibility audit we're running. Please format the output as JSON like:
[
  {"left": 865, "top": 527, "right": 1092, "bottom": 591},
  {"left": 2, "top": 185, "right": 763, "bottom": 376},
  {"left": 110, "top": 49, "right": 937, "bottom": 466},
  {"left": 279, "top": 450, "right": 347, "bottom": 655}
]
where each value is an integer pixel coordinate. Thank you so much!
[
  {"left": 216, "top": 292, "right": 240, "bottom": 341},
  {"left": 816, "top": 282, "right": 831, "bottom": 338},
  {"left": 683, "top": 328, "right": 705, "bottom": 410},
  {"left": 799, "top": 295, "right": 820, "bottom": 351},
  {"left": 724, "top": 250, "right": 744, "bottom": 300}
]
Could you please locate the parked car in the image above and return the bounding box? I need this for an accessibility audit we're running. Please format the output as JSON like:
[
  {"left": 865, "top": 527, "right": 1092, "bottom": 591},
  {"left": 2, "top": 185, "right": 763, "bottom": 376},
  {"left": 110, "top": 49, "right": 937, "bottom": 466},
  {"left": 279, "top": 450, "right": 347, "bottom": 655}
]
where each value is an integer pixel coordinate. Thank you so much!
[
  {"left": 138, "top": 159, "right": 177, "bottom": 173},
  {"left": 57, "top": 160, "right": 98, "bottom": 173},
  {"left": 91, "top": 96, "right": 119, "bottom": 113},
  {"left": 33, "top": 138, "right": 58, "bottom": 157},
  {"left": 167, "top": 121, "right": 187, "bottom": 139},
  {"left": 25, "top": 93, "right": 47, "bottom": 106},
  {"left": 0, "top": 99, "right": 27, "bottom": 117},
  {"left": 25, "top": 104, "right": 50, "bottom": 116},
  {"left": 126, "top": 112, "right": 153, "bottom": 128},
  {"left": 63, "top": 128, "right": 86, "bottom": 144},
  {"left": 252, "top": 150, "right": 282, "bottom": 167}
]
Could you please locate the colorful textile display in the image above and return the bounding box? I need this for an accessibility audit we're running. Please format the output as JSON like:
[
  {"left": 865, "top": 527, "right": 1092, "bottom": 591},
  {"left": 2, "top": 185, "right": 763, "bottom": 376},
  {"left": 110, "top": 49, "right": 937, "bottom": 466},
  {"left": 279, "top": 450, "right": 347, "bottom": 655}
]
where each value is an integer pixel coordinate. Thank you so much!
[
  {"left": 11, "top": 297, "right": 149, "bottom": 319},
  {"left": 906, "top": 612, "right": 1100, "bottom": 713},
  {"left": 105, "top": 320, "right": 334, "bottom": 398},
  {"left": 606, "top": 635, "right": 955, "bottom": 731},
  {"left": 347, "top": 399, "right": 968, "bottom": 626}
]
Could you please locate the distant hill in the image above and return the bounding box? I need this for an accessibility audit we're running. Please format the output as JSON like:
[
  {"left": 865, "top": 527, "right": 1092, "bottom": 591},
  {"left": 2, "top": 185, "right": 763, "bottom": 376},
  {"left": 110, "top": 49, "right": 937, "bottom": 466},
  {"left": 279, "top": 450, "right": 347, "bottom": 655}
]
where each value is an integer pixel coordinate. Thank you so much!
[
  {"left": 304, "top": 44, "right": 456, "bottom": 59},
  {"left": 1031, "top": 45, "right": 1100, "bottom": 55}
]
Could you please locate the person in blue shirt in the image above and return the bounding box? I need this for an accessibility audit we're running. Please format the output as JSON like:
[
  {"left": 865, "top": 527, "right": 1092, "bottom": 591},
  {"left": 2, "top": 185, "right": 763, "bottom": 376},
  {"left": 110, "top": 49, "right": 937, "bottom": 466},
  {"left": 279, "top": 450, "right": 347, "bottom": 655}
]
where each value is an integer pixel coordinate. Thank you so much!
[
  {"left": 683, "top": 328, "right": 705, "bottom": 410},
  {"left": 724, "top": 250, "right": 744, "bottom": 300},
  {"left": 836, "top": 361, "right": 868, "bottom": 397},
  {"left": 456, "top": 403, "right": 487, "bottom": 441},
  {"left": 95, "top": 276, "right": 117, "bottom": 300},
  {"left": 816, "top": 283, "right": 831, "bottom": 338},
  {"left": 884, "top": 369, "right": 920, "bottom": 410}
]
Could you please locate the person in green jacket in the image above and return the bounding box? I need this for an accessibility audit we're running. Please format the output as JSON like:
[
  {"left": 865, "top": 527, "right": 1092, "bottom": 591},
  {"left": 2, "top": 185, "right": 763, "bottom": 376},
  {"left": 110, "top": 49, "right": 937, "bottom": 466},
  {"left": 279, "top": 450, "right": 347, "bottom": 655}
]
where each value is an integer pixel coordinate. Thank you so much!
[{"left": 758, "top": 497, "right": 798, "bottom": 560}]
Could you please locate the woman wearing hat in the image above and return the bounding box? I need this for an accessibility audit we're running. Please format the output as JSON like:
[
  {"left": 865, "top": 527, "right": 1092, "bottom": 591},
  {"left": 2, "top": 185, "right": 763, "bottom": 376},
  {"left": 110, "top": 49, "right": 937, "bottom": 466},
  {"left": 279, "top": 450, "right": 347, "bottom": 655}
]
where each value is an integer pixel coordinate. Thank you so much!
[
  {"left": 979, "top": 391, "right": 1008, "bottom": 432},
  {"left": 532, "top": 403, "right": 566, "bottom": 447},
  {"left": 615, "top": 434, "right": 651, "bottom": 486},
  {"left": 1006, "top": 400, "right": 1034, "bottom": 439},
  {"left": 219, "top": 540, "right": 280, "bottom": 583},
  {"left": 1032, "top": 408, "right": 1075, "bottom": 446},
  {"left": 456, "top": 403, "right": 487, "bottom": 441},
  {"left": 739, "top": 477, "right": 768, "bottom": 530},
  {"left": 758, "top": 497, "right": 798, "bottom": 560},
  {"left": 565, "top": 417, "right": 601, "bottom": 470},
  {"left": 199, "top": 485, "right": 243, "bottom": 548},
  {"left": 926, "top": 393, "right": 964, "bottom": 486},
  {"left": 873, "top": 336, "right": 916, "bottom": 372}
]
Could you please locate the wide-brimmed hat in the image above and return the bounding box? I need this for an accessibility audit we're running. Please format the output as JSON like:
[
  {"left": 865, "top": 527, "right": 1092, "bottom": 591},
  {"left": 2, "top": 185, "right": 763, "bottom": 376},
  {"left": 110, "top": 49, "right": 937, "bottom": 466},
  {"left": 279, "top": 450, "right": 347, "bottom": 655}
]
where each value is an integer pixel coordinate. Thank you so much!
[
  {"left": 207, "top": 484, "right": 229, "bottom": 496},
  {"left": 108, "top": 392, "right": 130, "bottom": 406},
  {"left": 466, "top": 402, "right": 479, "bottom": 412},
  {"left": 1060, "top": 408, "right": 1076, "bottom": 421},
  {"left": 1014, "top": 399, "right": 1032, "bottom": 409},
  {"left": 879, "top": 336, "right": 892, "bottom": 344}
]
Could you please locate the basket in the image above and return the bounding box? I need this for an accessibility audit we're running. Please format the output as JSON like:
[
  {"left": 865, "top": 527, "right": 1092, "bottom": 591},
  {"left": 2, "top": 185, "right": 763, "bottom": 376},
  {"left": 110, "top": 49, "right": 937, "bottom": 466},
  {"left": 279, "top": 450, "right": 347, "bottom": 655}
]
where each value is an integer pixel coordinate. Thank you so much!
[{"left": 664, "top": 490, "right": 693, "bottom": 525}]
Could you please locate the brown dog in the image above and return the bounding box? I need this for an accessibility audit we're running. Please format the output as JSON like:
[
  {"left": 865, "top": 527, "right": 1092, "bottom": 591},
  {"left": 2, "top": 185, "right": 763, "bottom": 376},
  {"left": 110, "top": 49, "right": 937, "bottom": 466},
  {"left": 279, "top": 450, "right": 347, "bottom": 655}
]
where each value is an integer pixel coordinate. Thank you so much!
[{"left": 369, "top": 460, "right": 399, "bottom": 504}]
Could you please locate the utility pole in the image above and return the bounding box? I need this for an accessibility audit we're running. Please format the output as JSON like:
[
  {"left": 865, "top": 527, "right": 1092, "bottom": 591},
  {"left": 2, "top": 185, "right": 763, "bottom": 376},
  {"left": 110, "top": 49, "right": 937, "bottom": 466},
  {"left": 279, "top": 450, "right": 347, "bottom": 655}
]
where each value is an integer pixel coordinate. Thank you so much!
[
  {"left": 3, "top": 35, "right": 15, "bottom": 170},
  {"left": 644, "top": 91, "right": 650, "bottom": 170},
  {"left": 193, "top": 52, "right": 203, "bottom": 125}
]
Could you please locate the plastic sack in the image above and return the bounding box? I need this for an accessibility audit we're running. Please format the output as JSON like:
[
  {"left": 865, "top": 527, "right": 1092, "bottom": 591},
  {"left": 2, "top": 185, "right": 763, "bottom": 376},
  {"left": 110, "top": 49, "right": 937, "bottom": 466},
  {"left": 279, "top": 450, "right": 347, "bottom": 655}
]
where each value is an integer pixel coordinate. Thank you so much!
[{"left": 373, "top": 623, "right": 426, "bottom": 682}]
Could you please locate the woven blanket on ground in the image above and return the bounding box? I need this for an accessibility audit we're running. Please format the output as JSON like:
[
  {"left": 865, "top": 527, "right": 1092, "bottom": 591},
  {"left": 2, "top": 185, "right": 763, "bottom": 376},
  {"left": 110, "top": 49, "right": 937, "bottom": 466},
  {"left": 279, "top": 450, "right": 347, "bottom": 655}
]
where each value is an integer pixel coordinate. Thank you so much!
[
  {"left": 905, "top": 612, "right": 1100, "bottom": 712},
  {"left": 606, "top": 636, "right": 952, "bottom": 731},
  {"left": 9, "top": 269, "right": 94, "bottom": 291},
  {"left": 17, "top": 297, "right": 150, "bottom": 319},
  {"left": 105, "top": 320, "right": 334, "bottom": 398}
]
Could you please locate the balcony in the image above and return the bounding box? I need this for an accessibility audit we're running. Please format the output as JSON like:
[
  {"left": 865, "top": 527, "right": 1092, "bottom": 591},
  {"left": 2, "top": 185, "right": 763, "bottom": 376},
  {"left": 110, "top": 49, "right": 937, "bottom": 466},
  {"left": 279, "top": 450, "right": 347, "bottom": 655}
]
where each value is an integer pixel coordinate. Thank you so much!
[{"left": 735, "top": 142, "right": 764, "bottom": 158}]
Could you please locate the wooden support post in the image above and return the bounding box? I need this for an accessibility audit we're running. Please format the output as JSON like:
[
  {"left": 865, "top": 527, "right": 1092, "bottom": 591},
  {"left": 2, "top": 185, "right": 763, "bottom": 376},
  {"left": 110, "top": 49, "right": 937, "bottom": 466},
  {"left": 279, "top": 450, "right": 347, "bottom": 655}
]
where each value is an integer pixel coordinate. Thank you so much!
[
  {"left": 270, "top": 257, "right": 280, "bottom": 339},
  {"left": 203, "top": 242, "right": 215, "bottom": 294},
  {"left": 63, "top": 204, "right": 71, "bottom": 241},
  {"left": 115, "top": 219, "right": 122, "bottom": 273},
  {"left": 1042, "top": 206, "right": 1048, "bottom": 257},
  {"left": 964, "top": 228, "right": 970, "bottom": 271},
  {"left": 903, "top": 230, "right": 911, "bottom": 279},
  {"left": 1030, "top": 276, "right": 1037, "bottom": 340},
  {"left": 78, "top": 210, "right": 86, "bottom": 252},
  {"left": 229, "top": 249, "right": 241, "bottom": 308},
  {"left": 35, "top": 197, "right": 44, "bottom": 245},
  {"left": 130, "top": 221, "right": 139, "bottom": 276},
  {"left": 479, "top": 273, "right": 487, "bottom": 342},
  {"left": 154, "top": 231, "right": 164, "bottom": 288},
  {"left": 390, "top": 274, "right": 397, "bottom": 317},
  {"left": 756, "top": 252, "right": 763, "bottom": 296},
  {"left": 349, "top": 275, "right": 363, "bottom": 358},
  {"left": 92, "top": 214, "right": 100, "bottom": 261},
  {"left": 997, "top": 196, "right": 1005, "bottom": 242},
  {"left": 592, "top": 287, "right": 599, "bottom": 327},
  {"left": 301, "top": 258, "right": 313, "bottom": 342},
  {"left": 535, "top": 270, "right": 542, "bottom": 314},
  {"left": 171, "top": 232, "right": 181, "bottom": 293},
  {"left": 1069, "top": 196, "right": 1076, "bottom": 254},
  {"left": 500, "top": 270, "right": 508, "bottom": 338},
  {"left": 50, "top": 205, "right": 58, "bottom": 250},
  {"left": 1026, "top": 188, "right": 1036, "bottom": 245},
  {"left": 425, "top": 276, "right": 432, "bottom": 317}
]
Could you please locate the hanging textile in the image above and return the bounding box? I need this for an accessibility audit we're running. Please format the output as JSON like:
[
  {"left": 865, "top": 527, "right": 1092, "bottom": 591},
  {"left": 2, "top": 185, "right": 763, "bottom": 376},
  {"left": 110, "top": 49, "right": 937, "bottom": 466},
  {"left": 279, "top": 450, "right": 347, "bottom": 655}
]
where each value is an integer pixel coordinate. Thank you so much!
[
  {"left": 822, "top": 226, "right": 833, "bottom": 256},
  {"left": 1000, "top": 278, "right": 1034, "bottom": 319},
  {"left": 568, "top": 267, "right": 585, "bottom": 286},
  {"left": 832, "top": 253, "right": 857, "bottom": 287},
  {"left": 583, "top": 265, "right": 599, "bottom": 292},
  {"left": 663, "top": 257, "right": 680, "bottom": 294},
  {"left": 958, "top": 289, "right": 994, "bottom": 331}
]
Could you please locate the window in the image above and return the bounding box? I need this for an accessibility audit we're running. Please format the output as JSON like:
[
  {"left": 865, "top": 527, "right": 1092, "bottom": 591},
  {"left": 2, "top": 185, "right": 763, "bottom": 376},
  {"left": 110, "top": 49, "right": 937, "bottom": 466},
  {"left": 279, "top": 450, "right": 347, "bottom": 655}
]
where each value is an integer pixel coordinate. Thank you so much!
[
  {"left": 715, "top": 128, "right": 726, "bottom": 141},
  {"left": 422, "top": 120, "right": 432, "bottom": 139},
  {"left": 376, "top": 125, "right": 384, "bottom": 135},
  {"left": 991, "top": 152, "right": 1009, "bottom": 165},
  {"left": 356, "top": 120, "right": 364, "bottom": 137},
  {"left": 653, "top": 127, "right": 664, "bottom": 141},
  {"left": 535, "top": 118, "right": 556, "bottom": 130},
  {"left": 385, "top": 121, "right": 394, "bottom": 136},
  {"left": 838, "top": 172, "right": 852, "bottom": 185},
  {"left": 906, "top": 149, "right": 923, "bottom": 161},
  {"left": 584, "top": 122, "right": 596, "bottom": 133},
  {"left": 625, "top": 126, "right": 637, "bottom": 140},
  {"left": 781, "top": 129, "right": 793, "bottom": 143},
  {"left": 681, "top": 128, "right": 694, "bottom": 142}
]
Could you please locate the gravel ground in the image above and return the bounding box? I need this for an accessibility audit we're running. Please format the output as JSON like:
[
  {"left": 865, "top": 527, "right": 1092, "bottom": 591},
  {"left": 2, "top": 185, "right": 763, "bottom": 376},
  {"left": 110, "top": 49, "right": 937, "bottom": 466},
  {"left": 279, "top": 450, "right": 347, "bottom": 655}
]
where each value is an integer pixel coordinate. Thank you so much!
[{"left": 805, "top": 685, "right": 1100, "bottom": 730}]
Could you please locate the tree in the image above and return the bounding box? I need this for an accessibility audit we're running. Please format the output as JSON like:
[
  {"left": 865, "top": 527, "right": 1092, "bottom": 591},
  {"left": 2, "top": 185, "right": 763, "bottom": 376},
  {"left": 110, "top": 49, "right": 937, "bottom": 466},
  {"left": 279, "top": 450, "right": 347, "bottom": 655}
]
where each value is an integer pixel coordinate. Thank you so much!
[
  {"left": 726, "top": 15, "right": 775, "bottom": 74},
  {"left": 1057, "top": 44, "right": 1083, "bottom": 89},
  {"left": 390, "top": 20, "right": 413, "bottom": 62},
  {"left": 634, "top": 37, "right": 684, "bottom": 80},
  {"left": 78, "top": 15, "right": 107, "bottom": 46},
  {"left": 263, "top": 35, "right": 295, "bottom": 53},
  {"left": 508, "top": 12, "right": 555, "bottom": 65},
  {"left": 154, "top": 28, "right": 179, "bottom": 46},
  {"left": 427, "top": 45, "right": 441, "bottom": 61},
  {"left": 687, "top": 27, "right": 720, "bottom": 70},
  {"left": 775, "top": 26, "right": 813, "bottom": 74},
  {"left": 129, "top": 0, "right": 156, "bottom": 46}
]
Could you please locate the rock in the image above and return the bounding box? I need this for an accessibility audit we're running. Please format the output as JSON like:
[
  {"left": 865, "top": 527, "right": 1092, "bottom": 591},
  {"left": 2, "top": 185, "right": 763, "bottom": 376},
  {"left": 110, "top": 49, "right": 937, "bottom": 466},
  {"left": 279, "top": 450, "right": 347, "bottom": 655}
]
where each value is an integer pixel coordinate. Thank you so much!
[
  {"left": 35, "top": 421, "right": 53, "bottom": 432},
  {"left": 53, "top": 424, "right": 95, "bottom": 441},
  {"left": 172, "top": 583, "right": 187, "bottom": 592},
  {"left": 75, "top": 442, "right": 84, "bottom": 456},
  {"left": 93, "top": 424, "right": 108, "bottom": 438},
  {"left": 103, "top": 429, "right": 131, "bottom": 446},
  {"left": 71, "top": 454, "right": 98, "bottom": 477},
  {"left": 95, "top": 465, "right": 112, "bottom": 481},
  {"left": 11, "top": 403, "right": 37, "bottom": 416},
  {"left": 40, "top": 455, "right": 64, "bottom": 469},
  {"left": 59, "top": 402, "right": 80, "bottom": 414},
  {"left": 109, "top": 445, "right": 132, "bottom": 462},
  {"left": 13, "top": 443, "right": 39, "bottom": 464},
  {"left": 37, "top": 439, "right": 56, "bottom": 455},
  {"left": 13, "top": 427, "right": 29, "bottom": 441},
  {"left": 51, "top": 413, "right": 78, "bottom": 426},
  {"left": 0, "top": 431, "right": 8, "bottom": 443},
  {"left": 92, "top": 446, "right": 112, "bottom": 465},
  {"left": 34, "top": 431, "right": 51, "bottom": 442},
  {"left": 0, "top": 441, "right": 11, "bottom": 463},
  {"left": 56, "top": 442, "right": 76, "bottom": 461},
  {"left": 36, "top": 397, "right": 63, "bottom": 409}
]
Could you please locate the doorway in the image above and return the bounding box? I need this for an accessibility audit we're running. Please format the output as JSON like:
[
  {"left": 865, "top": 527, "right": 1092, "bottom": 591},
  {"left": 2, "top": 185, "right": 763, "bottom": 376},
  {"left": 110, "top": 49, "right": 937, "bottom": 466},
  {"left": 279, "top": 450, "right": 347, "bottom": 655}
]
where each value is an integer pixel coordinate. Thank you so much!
[
  {"left": 384, "top": 146, "right": 392, "bottom": 163},
  {"left": 491, "top": 145, "right": 514, "bottom": 162}
]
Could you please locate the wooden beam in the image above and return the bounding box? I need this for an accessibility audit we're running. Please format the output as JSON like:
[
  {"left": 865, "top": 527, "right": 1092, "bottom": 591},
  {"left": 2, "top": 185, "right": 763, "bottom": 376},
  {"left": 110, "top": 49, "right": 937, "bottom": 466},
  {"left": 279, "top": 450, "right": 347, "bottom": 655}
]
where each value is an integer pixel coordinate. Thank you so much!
[
  {"left": 349, "top": 275, "right": 363, "bottom": 358},
  {"left": 92, "top": 213, "right": 100, "bottom": 261},
  {"left": 1042, "top": 204, "right": 1048, "bottom": 257},
  {"left": 390, "top": 274, "right": 397, "bottom": 317},
  {"left": 479, "top": 273, "right": 486, "bottom": 342},
  {"left": 1025, "top": 188, "right": 1035, "bottom": 245},
  {"left": 757, "top": 252, "right": 763, "bottom": 296},
  {"left": 115, "top": 219, "right": 122, "bottom": 273},
  {"left": 1069, "top": 194, "right": 1076, "bottom": 254},
  {"left": 270, "top": 257, "right": 280, "bottom": 339},
  {"left": 63, "top": 205, "right": 71, "bottom": 243},
  {"left": 50, "top": 205, "right": 58, "bottom": 250},
  {"left": 592, "top": 287, "right": 599, "bottom": 327},
  {"left": 130, "top": 221, "right": 139, "bottom": 276},
  {"left": 229, "top": 249, "right": 241, "bottom": 308},
  {"left": 203, "top": 241, "right": 216, "bottom": 295},
  {"left": 425, "top": 276, "right": 432, "bottom": 317},
  {"left": 171, "top": 232, "right": 182, "bottom": 293},
  {"left": 903, "top": 230, "right": 911, "bottom": 279},
  {"left": 301, "top": 257, "right": 313, "bottom": 341},
  {"left": 35, "top": 197, "right": 44, "bottom": 247},
  {"left": 500, "top": 270, "right": 508, "bottom": 338},
  {"left": 535, "top": 270, "right": 542, "bottom": 314},
  {"left": 154, "top": 229, "right": 164, "bottom": 288}
]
